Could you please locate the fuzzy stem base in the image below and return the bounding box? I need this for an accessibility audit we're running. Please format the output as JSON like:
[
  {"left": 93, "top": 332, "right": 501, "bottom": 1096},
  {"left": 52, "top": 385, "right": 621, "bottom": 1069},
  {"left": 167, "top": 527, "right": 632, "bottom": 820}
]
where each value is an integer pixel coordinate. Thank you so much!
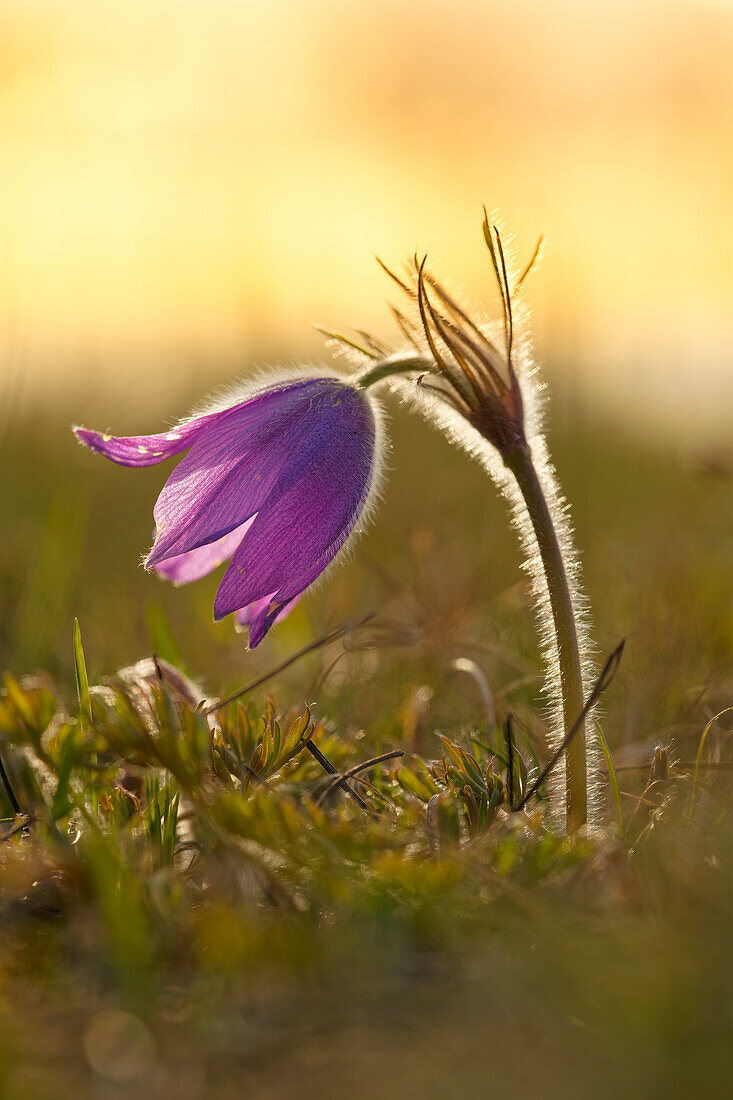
[{"left": 504, "top": 444, "right": 587, "bottom": 830}]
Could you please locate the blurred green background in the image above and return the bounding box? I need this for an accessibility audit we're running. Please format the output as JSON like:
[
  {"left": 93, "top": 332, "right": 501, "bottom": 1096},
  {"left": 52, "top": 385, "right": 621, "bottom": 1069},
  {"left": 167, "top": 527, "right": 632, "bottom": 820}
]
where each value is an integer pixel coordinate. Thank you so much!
[
  {"left": 0, "top": 0, "right": 731, "bottom": 844},
  {"left": 1, "top": 0, "right": 731, "bottom": 727},
  {"left": 1, "top": 0, "right": 732, "bottom": 744},
  {"left": 1, "top": 4, "right": 733, "bottom": 1096}
]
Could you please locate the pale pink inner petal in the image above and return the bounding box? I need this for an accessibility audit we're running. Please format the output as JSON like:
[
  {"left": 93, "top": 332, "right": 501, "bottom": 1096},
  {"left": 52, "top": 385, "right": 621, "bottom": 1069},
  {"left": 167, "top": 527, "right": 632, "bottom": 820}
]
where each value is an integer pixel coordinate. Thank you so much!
[
  {"left": 234, "top": 593, "right": 278, "bottom": 627},
  {"left": 235, "top": 593, "right": 301, "bottom": 632},
  {"left": 154, "top": 517, "right": 255, "bottom": 585}
]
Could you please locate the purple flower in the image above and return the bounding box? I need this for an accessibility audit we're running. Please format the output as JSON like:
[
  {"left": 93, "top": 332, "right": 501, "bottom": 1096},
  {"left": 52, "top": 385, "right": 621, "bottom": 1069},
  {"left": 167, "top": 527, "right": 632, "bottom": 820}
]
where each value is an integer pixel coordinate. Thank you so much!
[{"left": 74, "top": 373, "right": 384, "bottom": 647}]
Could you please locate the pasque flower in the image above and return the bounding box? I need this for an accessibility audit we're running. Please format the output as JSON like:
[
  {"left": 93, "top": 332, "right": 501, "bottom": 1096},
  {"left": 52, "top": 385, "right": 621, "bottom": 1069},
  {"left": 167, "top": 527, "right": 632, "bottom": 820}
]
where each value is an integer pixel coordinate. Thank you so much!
[
  {"left": 74, "top": 373, "right": 384, "bottom": 647},
  {"left": 73, "top": 208, "right": 597, "bottom": 833}
]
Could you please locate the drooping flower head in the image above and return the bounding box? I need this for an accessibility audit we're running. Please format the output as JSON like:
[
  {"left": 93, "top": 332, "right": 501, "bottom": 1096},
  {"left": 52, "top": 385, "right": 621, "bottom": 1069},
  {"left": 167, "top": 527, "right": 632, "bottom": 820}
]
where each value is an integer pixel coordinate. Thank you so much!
[{"left": 74, "top": 371, "right": 384, "bottom": 647}]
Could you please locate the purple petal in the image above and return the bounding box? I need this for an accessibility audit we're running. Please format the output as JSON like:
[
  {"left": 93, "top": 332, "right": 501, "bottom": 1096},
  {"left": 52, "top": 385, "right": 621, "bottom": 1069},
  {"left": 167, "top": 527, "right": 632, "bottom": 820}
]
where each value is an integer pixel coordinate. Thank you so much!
[
  {"left": 146, "top": 378, "right": 354, "bottom": 568},
  {"left": 213, "top": 385, "right": 376, "bottom": 630},
  {"left": 237, "top": 532, "right": 353, "bottom": 647},
  {"left": 153, "top": 517, "right": 255, "bottom": 585},
  {"left": 73, "top": 375, "right": 331, "bottom": 474},
  {"left": 73, "top": 420, "right": 206, "bottom": 468}
]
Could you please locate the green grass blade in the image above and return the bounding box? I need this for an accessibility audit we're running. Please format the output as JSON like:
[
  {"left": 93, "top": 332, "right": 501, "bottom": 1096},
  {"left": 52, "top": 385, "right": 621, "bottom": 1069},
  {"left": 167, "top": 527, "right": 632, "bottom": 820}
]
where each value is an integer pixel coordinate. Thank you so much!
[
  {"left": 594, "top": 720, "right": 623, "bottom": 834},
  {"left": 73, "top": 617, "right": 98, "bottom": 815},
  {"left": 73, "top": 617, "right": 92, "bottom": 733},
  {"left": 689, "top": 706, "right": 733, "bottom": 819}
]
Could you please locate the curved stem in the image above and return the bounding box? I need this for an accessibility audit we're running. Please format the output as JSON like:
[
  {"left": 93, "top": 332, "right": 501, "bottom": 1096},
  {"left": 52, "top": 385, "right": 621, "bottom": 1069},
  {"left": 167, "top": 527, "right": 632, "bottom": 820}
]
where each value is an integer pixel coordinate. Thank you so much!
[
  {"left": 504, "top": 444, "right": 587, "bottom": 830},
  {"left": 356, "top": 354, "right": 432, "bottom": 390}
]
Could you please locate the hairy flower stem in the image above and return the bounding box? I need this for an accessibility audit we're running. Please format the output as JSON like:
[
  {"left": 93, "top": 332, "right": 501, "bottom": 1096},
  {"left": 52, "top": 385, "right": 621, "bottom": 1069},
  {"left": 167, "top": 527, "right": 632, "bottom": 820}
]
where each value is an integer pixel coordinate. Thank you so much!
[
  {"left": 358, "top": 352, "right": 589, "bottom": 828},
  {"left": 503, "top": 444, "right": 587, "bottom": 830}
]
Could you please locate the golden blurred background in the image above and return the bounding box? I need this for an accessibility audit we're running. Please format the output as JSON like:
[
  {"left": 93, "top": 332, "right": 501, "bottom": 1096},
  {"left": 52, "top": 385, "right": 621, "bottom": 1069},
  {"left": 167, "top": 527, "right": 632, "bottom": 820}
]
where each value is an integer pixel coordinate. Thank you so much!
[{"left": 1, "top": 0, "right": 731, "bottom": 442}]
